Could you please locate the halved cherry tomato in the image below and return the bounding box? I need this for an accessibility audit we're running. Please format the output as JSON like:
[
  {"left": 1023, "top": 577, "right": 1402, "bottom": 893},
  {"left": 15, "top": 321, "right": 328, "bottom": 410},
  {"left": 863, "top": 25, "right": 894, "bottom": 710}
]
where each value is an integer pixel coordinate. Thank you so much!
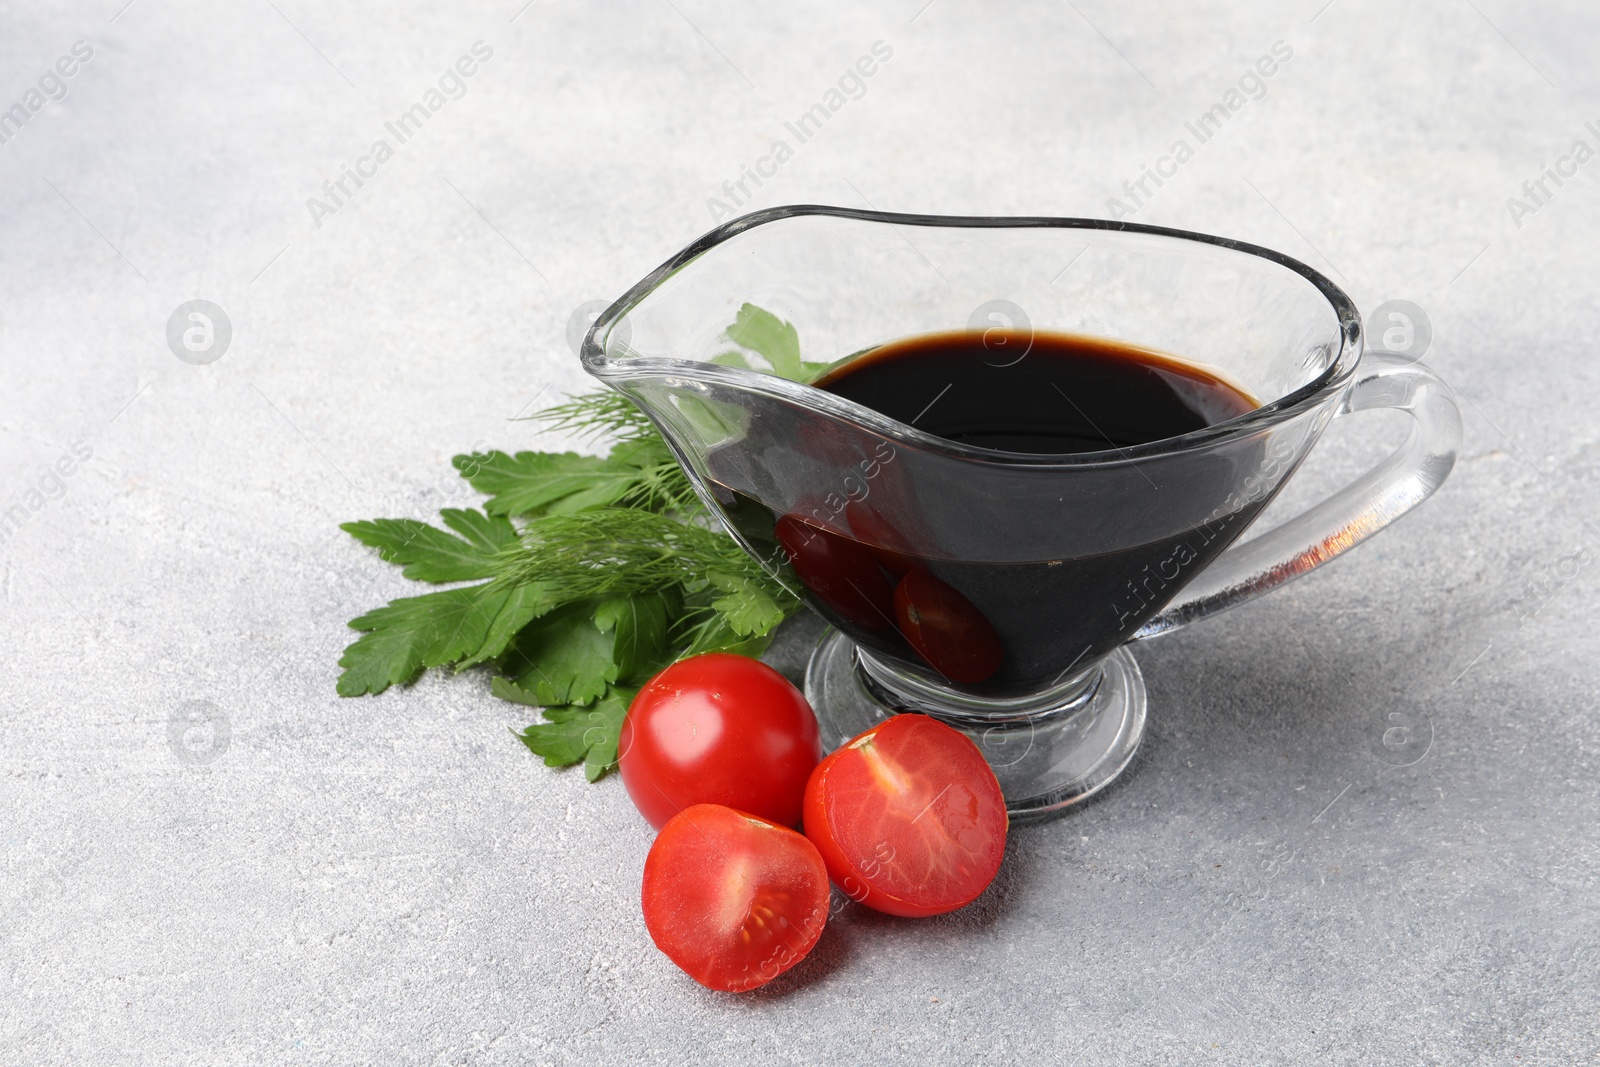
[
  {"left": 893, "top": 570, "right": 1005, "bottom": 684},
  {"left": 619, "top": 653, "right": 821, "bottom": 830},
  {"left": 642, "top": 803, "right": 831, "bottom": 991},
  {"left": 803, "top": 713, "right": 1007, "bottom": 918},
  {"left": 774, "top": 514, "right": 896, "bottom": 631}
]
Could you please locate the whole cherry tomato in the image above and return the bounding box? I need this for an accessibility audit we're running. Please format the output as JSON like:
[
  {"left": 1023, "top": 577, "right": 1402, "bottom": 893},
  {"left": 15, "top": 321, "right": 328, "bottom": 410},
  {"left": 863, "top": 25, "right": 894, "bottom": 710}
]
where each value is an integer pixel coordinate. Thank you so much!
[
  {"left": 642, "top": 804, "right": 831, "bottom": 991},
  {"left": 844, "top": 499, "right": 921, "bottom": 578},
  {"left": 774, "top": 514, "right": 896, "bottom": 631},
  {"left": 803, "top": 714, "right": 1008, "bottom": 917},
  {"left": 619, "top": 653, "right": 821, "bottom": 830},
  {"left": 893, "top": 569, "right": 1005, "bottom": 684}
]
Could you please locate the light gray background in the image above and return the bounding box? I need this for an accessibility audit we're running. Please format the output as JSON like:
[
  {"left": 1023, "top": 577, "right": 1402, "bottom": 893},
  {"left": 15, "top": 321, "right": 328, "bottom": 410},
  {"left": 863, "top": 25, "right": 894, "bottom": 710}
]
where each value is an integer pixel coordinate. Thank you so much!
[{"left": 3, "top": 1, "right": 1597, "bottom": 1064}]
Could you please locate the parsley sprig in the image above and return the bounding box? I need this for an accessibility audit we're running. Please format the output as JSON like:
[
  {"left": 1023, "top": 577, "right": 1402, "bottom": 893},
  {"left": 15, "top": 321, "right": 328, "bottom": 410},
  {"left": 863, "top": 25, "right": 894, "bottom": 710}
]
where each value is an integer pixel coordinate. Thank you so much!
[{"left": 337, "top": 304, "right": 810, "bottom": 781}]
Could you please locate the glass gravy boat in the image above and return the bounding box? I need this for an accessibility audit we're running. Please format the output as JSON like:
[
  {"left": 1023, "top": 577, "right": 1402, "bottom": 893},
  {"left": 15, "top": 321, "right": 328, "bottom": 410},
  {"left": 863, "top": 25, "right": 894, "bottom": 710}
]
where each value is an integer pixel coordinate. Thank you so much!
[{"left": 581, "top": 207, "right": 1460, "bottom": 821}]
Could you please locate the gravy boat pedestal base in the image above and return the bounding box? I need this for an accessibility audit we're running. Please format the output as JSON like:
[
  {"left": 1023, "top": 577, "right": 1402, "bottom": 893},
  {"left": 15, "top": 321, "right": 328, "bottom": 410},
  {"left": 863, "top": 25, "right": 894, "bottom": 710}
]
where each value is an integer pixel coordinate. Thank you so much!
[{"left": 805, "top": 629, "right": 1146, "bottom": 821}]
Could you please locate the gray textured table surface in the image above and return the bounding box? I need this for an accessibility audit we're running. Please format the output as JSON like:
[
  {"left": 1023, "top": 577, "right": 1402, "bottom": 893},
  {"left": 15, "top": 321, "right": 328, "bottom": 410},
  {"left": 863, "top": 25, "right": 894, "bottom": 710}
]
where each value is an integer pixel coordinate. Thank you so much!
[{"left": 4, "top": 1, "right": 1598, "bottom": 1064}]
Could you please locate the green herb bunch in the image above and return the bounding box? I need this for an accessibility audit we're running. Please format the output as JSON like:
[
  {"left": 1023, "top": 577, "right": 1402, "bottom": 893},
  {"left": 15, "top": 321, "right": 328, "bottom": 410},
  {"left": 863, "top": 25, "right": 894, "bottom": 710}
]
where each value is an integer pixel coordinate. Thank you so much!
[{"left": 337, "top": 305, "right": 813, "bottom": 781}]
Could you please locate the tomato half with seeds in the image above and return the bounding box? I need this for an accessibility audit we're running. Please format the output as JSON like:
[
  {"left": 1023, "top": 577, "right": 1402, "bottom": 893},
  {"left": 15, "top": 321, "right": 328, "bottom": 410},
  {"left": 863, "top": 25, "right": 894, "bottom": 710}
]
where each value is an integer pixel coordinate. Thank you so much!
[
  {"left": 803, "top": 714, "right": 1008, "bottom": 918},
  {"left": 619, "top": 653, "right": 821, "bottom": 830},
  {"left": 774, "top": 514, "right": 896, "bottom": 631},
  {"left": 893, "top": 570, "right": 1005, "bottom": 684},
  {"left": 642, "top": 804, "right": 831, "bottom": 992}
]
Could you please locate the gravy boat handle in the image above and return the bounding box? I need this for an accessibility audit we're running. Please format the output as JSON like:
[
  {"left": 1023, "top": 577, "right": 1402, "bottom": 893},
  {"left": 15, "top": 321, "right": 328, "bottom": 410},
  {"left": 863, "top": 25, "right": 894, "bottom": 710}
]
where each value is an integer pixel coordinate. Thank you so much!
[{"left": 1132, "top": 350, "right": 1462, "bottom": 640}]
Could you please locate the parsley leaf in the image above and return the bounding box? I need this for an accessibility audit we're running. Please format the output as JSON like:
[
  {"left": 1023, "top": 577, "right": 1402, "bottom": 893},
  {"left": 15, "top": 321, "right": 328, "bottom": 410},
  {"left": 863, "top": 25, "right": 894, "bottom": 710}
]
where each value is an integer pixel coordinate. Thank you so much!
[
  {"left": 726, "top": 303, "right": 802, "bottom": 378},
  {"left": 454, "top": 437, "right": 687, "bottom": 517},
  {"left": 451, "top": 450, "right": 618, "bottom": 517},
  {"left": 496, "top": 590, "right": 676, "bottom": 706},
  {"left": 722, "top": 302, "right": 831, "bottom": 382},
  {"left": 340, "top": 508, "right": 518, "bottom": 583},
  {"left": 337, "top": 583, "right": 546, "bottom": 696},
  {"left": 680, "top": 612, "right": 778, "bottom": 659},
  {"left": 513, "top": 685, "right": 634, "bottom": 781},
  {"left": 497, "top": 600, "right": 617, "bottom": 706},
  {"left": 707, "top": 569, "right": 788, "bottom": 637},
  {"left": 594, "top": 590, "right": 674, "bottom": 682}
]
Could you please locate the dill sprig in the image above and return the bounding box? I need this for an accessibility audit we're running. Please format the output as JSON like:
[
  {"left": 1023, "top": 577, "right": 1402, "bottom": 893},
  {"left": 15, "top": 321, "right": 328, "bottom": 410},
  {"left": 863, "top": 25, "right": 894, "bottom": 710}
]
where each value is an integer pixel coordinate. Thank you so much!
[
  {"left": 489, "top": 507, "right": 758, "bottom": 600},
  {"left": 614, "top": 449, "right": 702, "bottom": 515},
  {"left": 534, "top": 389, "right": 659, "bottom": 444},
  {"left": 527, "top": 390, "right": 701, "bottom": 515}
]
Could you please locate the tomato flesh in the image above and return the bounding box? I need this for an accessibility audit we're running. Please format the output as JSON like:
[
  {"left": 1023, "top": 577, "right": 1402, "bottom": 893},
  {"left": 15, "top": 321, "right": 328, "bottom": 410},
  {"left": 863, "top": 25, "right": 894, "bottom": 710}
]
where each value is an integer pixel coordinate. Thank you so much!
[
  {"left": 642, "top": 804, "right": 831, "bottom": 991},
  {"left": 893, "top": 569, "right": 1004, "bottom": 684},
  {"left": 619, "top": 653, "right": 821, "bottom": 830},
  {"left": 775, "top": 514, "right": 896, "bottom": 631},
  {"left": 804, "top": 713, "right": 1007, "bottom": 917}
]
